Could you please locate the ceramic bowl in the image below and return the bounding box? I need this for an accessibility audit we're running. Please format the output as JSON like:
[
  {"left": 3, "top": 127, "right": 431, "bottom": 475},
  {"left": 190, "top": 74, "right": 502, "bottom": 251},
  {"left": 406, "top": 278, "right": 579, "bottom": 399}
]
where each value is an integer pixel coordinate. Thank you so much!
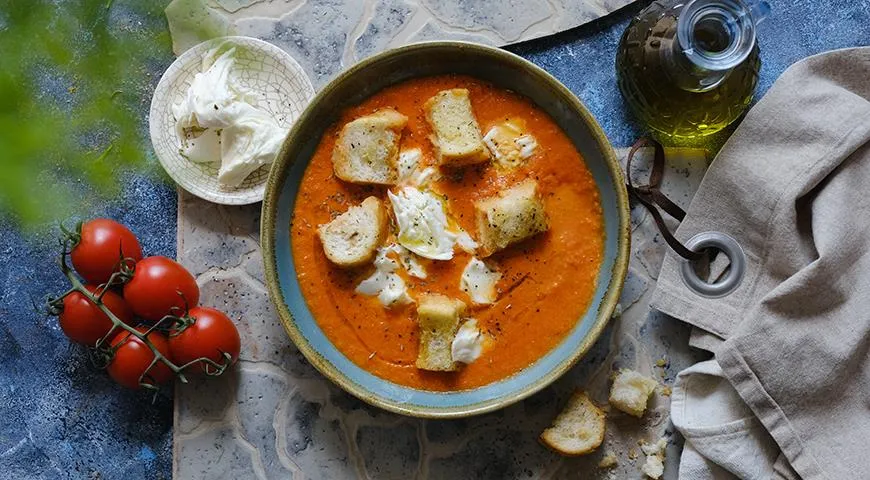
[
  {"left": 261, "top": 42, "right": 630, "bottom": 418},
  {"left": 149, "top": 36, "right": 315, "bottom": 205}
]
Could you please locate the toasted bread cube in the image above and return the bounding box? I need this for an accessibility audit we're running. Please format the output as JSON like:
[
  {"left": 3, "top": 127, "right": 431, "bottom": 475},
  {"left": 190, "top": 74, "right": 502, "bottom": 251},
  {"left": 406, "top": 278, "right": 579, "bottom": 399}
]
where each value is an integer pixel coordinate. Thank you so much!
[
  {"left": 640, "top": 439, "right": 667, "bottom": 479},
  {"left": 423, "top": 89, "right": 489, "bottom": 167},
  {"left": 317, "top": 197, "right": 387, "bottom": 268},
  {"left": 415, "top": 294, "right": 466, "bottom": 371},
  {"left": 475, "top": 179, "right": 549, "bottom": 256},
  {"left": 332, "top": 109, "right": 408, "bottom": 185},
  {"left": 540, "top": 391, "right": 606, "bottom": 456},
  {"left": 609, "top": 369, "right": 658, "bottom": 417}
]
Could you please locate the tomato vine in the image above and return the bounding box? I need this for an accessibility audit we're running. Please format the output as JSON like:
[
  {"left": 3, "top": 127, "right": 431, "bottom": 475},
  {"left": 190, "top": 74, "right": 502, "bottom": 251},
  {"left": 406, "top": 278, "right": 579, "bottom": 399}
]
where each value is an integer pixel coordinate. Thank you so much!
[{"left": 46, "top": 234, "right": 234, "bottom": 394}]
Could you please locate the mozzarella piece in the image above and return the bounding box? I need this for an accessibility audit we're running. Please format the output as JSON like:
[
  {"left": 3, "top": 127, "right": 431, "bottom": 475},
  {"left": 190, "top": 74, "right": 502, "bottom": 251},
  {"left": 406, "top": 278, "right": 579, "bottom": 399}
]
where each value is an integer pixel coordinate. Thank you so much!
[
  {"left": 383, "top": 243, "right": 427, "bottom": 279},
  {"left": 515, "top": 134, "right": 538, "bottom": 159},
  {"left": 397, "top": 148, "right": 438, "bottom": 187},
  {"left": 482, "top": 119, "right": 538, "bottom": 168},
  {"left": 455, "top": 230, "right": 478, "bottom": 253},
  {"left": 388, "top": 187, "right": 457, "bottom": 260},
  {"left": 397, "top": 148, "right": 421, "bottom": 181},
  {"left": 180, "top": 128, "right": 222, "bottom": 164},
  {"left": 460, "top": 257, "right": 501, "bottom": 304},
  {"left": 172, "top": 47, "right": 288, "bottom": 188},
  {"left": 218, "top": 108, "right": 288, "bottom": 187},
  {"left": 451, "top": 318, "right": 484, "bottom": 364},
  {"left": 172, "top": 48, "right": 256, "bottom": 131},
  {"left": 355, "top": 247, "right": 413, "bottom": 307}
]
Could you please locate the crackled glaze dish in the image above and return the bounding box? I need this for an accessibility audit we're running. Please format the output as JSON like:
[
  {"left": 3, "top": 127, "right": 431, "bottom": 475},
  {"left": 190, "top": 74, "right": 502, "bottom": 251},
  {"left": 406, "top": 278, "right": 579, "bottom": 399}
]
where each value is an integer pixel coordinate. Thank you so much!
[
  {"left": 150, "top": 36, "right": 314, "bottom": 205},
  {"left": 261, "top": 42, "right": 629, "bottom": 418}
]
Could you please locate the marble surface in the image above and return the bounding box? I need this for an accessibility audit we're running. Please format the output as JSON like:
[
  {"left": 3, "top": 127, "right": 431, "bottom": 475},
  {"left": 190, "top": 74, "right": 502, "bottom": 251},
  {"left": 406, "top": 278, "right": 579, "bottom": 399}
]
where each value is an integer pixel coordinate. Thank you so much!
[
  {"left": 165, "top": 0, "right": 635, "bottom": 89},
  {"left": 2, "top": 0, "right": 870, "bottom": 479},
  {"left": 174, "top": 147, "right": 709, "bottom": 480}
]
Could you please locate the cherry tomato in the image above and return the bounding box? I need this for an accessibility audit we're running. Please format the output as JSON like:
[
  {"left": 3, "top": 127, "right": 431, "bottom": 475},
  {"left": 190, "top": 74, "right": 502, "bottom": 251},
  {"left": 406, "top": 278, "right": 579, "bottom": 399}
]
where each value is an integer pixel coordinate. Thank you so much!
[
  {"left": 71, "top": 219, "right": 143, "bottom": 284},
  {"left": 123, "top": 256, "right": 200, "bottom": 322},
  {"left": 170, "top": 307, "right": 241, "bottom": 373},
  {"left": 107, "top": 327, "right": 174, "bottom": 389},
  {"left": 59, "top": 285, "right": 132, "bottom": 345}
]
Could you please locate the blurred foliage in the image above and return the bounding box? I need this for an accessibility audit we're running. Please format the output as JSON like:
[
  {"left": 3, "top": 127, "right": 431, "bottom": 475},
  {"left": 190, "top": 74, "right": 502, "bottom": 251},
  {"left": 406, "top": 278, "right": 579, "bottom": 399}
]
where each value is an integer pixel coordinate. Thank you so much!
[{"left": 0, "top": 0, "right": 173, "bottom": 228}]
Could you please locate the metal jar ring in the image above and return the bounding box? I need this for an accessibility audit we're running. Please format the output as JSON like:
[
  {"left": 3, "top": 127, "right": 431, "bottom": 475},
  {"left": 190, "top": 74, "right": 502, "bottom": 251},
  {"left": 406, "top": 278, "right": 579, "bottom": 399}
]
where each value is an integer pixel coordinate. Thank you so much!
[{"left": 679, "top": 231, "right": 746, "bottom": 298}]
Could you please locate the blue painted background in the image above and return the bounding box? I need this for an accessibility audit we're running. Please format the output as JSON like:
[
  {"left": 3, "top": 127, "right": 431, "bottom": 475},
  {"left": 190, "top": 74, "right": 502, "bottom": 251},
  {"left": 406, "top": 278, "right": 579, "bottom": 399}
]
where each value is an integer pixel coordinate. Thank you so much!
[{"left": 0, "top": 0, "right": 867, "bottom": 478}]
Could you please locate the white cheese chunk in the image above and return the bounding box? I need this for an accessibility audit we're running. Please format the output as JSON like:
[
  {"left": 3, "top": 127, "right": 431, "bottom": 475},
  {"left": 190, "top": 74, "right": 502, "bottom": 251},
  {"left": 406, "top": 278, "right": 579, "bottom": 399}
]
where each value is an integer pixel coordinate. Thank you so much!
[
  {"left": 397, "top": 148, "right": 438, "bottom": 187},
  {"left": 460, "top": 257, "right": 501, "bottom": 304},
  {"left": 180, "top": 128, "right": 222, "bottom": 164},
  {"left": 451, "top": 318, "right": 484, "bottom": 364},
  {"left": 172, "top": 47, "right": 287, "bottom": 188},
  {"left": 455, "top": 230, "right": 478, "bottom": 253},
  {"left": 397, "top": 148, "right": 421, "bottom": 181},
  {"left": 388, "top": 187, "right": 456, "bottom": 260},
  {"left": 217, "top": 108, "right": 288, "bottom": 187},
  {"left": 383, "top": 243, "right": 427, "bottom": 279},
  {"left": 355, "top": 247, "right": 412, "bottom": 307},
  {"left": 515, "top": 134, "right": 538, "bottom": 159},
  {"left": 482, "top": 119, "right": 538, "bottom": 168}
]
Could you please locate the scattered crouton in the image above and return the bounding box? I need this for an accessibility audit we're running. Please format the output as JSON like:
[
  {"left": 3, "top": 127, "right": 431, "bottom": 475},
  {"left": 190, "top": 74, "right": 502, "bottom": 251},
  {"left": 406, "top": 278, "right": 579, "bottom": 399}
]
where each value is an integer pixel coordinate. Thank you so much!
[
  {"left": 609, "top": 369, "right": 659, "bottom": 417},
  {"left": 540, "top": 391, "right": 606, "bottom": 456},
  {"left": 475, "top": 179, "right": 549, "bottom": 256},
  {"left": 317, "top": 197, "right": 387, "bottom": 268},
  {"left": 332, "top": 108, "right": 408, "bottom": 185},
  {"left": 423, "top": 89, "right": 489, "bottom": 167},
  {"left": 598, "top": 453, "right": 618, "bottom": 468},
  {"left": 640, "top": 439, "right": 667, "bottom": 479},
  {"left": 415, "top": 294, "right": 466, "bottom": 371}
]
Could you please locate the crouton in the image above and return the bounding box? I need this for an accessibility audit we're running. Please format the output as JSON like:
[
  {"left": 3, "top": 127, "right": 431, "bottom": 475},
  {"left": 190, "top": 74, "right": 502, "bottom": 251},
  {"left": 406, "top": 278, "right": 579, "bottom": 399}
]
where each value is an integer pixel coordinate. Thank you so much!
[
  {"left": 475, "top": 179, "right": 549, "bottom": 256},
  {"left": 332, "top": 109, "right": 408, "bottom": 185},
  {"left": 317, "top": 197, "right": 387, "bottom": 268},
  {"left": 598, "top": 454, "right": 618, "bottom": 468},
  {"left": 540, "top": 391, "right": 606, "bottom": 456},
  {"left": 423, "top": 89, "right": 489, "bottom": 167},
  {"left": 609, "top": 369, "right": 658, "bottom": 417},
  {"left": 415, "top": 294, "right": 466, "bottom": 371},
  {"left": 640, "top": 438, "right": 667, "bottom": 479}
]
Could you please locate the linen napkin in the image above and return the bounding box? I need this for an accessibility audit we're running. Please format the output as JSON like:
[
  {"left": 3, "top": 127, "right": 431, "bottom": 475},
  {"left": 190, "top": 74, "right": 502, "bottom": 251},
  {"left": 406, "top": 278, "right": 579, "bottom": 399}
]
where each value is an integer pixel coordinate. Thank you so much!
[{"left": 650, "top": 47, "right": 870, "bottom": 479}]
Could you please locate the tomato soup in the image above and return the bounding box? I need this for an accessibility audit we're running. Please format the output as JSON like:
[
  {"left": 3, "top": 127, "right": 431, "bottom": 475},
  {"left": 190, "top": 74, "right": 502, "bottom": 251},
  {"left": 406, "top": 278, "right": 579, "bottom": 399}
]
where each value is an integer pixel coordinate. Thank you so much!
[{"left": 291, "top": 75, "right": 603, "bottom": 391}]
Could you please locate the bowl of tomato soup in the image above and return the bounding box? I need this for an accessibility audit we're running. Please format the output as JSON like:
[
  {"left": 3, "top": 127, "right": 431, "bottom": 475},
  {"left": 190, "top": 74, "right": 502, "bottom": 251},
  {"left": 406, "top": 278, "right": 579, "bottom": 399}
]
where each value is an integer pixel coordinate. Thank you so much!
[{"left": 262, "top": 42, "right": 629, "bottom": 418}]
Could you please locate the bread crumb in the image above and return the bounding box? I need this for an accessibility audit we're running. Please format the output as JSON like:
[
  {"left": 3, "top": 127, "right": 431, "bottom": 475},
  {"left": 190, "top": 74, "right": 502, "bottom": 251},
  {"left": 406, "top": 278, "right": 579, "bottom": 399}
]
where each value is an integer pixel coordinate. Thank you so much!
[
  {"left": 609, "top": 369, "right": 659, "bottom": 417},
  {"left": 598, "top": 454, "right": 618, "bottom": 468},
  {"left": 628, "top": 448, "right": 638, "bottom": 460},
  {"left": 655, "top": 358, "right": 667, "bottom": 367},
  {"left": 660, "top": 385, "right": 672, "bottom": 397},
  {"left": 640, "top": 439, "right": 667, "bottom": 479}
]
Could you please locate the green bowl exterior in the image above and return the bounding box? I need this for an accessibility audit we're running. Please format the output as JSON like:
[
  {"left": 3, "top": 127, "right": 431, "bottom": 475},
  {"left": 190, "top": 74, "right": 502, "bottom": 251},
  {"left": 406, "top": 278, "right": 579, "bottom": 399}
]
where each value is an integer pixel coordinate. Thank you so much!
[{"left": 261, "top": 41, "right": 630, "bottom": 418}]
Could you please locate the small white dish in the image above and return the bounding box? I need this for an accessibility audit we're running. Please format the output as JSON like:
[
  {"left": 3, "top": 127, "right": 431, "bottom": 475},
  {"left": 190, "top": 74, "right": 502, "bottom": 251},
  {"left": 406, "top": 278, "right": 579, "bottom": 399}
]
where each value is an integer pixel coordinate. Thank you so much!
[{"left": 149, "top": 36, "right": 315, "bottom": 205}]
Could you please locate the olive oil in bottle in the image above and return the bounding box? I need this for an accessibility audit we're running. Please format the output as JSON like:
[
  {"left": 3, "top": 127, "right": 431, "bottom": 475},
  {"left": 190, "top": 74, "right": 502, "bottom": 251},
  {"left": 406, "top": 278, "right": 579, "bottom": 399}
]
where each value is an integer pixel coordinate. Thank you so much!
[{"left": 616, "top": 0, "right": 769, "bottom": 138}]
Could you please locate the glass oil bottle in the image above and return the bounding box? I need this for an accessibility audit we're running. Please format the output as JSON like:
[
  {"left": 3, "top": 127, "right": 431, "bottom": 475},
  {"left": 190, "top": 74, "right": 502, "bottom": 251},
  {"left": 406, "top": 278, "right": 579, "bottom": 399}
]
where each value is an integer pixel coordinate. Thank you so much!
[{"left": 616, "top": 0, "right": 770, "bottom": 139}]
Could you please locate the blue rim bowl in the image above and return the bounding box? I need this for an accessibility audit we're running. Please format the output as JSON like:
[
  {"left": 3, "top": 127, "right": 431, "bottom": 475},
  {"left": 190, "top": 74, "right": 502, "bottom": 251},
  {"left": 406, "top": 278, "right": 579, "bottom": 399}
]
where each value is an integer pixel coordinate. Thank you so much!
[{"left": 261, "top": 41, "right": 630, "bottom": 418}]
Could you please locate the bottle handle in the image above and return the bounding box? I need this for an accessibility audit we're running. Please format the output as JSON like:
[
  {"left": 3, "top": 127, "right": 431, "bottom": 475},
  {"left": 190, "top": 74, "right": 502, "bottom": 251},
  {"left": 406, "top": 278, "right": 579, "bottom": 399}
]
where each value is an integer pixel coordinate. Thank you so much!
[{"left": 743, "top": 0, "right": 771, "bottom": 25}]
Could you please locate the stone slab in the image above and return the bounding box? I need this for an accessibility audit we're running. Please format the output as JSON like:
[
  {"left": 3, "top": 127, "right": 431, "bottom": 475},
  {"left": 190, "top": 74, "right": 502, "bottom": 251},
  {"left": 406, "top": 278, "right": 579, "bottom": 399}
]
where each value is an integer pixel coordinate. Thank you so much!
[{"left": 165, "top": 0, "right": 637, "bottom": 89}]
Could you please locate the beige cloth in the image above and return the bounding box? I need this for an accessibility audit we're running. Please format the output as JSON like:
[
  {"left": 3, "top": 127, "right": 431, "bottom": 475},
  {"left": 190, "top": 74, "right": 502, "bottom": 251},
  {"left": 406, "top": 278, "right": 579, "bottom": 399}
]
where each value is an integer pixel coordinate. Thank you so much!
[{"left": 651, "top": 47, "right": 870, "bottom": 479}]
